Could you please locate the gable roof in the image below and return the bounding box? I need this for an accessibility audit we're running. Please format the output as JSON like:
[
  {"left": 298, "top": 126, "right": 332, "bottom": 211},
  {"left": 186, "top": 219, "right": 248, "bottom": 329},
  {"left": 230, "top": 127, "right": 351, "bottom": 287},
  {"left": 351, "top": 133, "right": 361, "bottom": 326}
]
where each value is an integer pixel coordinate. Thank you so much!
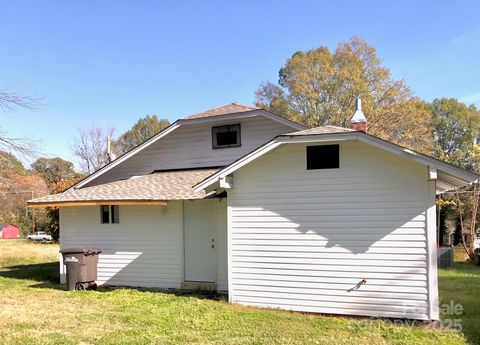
[
  {"left": 68, "top": 103, "right": 305, "bottom": 191},
  {"left": 28, "top": 168, "right": 219, "bottom": 207},
  {"left": 285, "top": 125, "right": 355, "bottom": 135},
  {"left": 184, "top": 103, "right": 259, "bottom": 119},
  {"left": 178, "top": 103, "right": 306, "bottom": 130},
  {"left": 194, "top": 127, "right": 480, "bottom": 195}
]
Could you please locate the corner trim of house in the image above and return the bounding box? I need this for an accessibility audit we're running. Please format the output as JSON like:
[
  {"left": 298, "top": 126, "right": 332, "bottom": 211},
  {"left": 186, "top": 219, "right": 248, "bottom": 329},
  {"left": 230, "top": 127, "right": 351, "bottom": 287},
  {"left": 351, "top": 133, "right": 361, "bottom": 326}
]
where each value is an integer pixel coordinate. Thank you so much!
[
  {"left": 426, "top": 179, "right": 440, "bottom": 320},
  {"left": 227, "top": 197, "right": 233, "bottom": 302},
  {"left": 181, "top": 200, "right": 186, "bottom": 288}
]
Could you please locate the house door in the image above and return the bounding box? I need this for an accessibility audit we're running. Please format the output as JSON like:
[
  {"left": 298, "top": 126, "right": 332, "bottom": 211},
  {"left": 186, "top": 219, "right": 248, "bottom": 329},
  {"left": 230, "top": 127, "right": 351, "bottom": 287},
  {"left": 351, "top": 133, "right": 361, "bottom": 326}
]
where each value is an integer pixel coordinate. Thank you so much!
[{"left": 184, "top": 200, "right": 216, "bottom": 282}]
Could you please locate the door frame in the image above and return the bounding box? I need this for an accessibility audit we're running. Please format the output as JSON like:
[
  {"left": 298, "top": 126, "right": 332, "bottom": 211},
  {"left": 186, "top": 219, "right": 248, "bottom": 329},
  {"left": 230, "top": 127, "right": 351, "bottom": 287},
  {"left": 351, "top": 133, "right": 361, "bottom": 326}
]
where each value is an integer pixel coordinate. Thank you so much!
[{"left": 182, "top": 200, "right": 217, "bottom": 287}]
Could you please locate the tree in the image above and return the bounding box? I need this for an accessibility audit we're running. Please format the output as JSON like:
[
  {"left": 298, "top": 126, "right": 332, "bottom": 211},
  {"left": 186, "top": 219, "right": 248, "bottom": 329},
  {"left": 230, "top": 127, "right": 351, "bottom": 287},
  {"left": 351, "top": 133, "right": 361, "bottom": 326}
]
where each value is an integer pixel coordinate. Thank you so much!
[
  {"left": 30, "top": 157, "right": 83, "bottom": 241},
  {"left": 0, "top": 90, "right": 40, "bottom": 112},
  {"left": 255, "top": 36, "right": 434, "bottom": 153},
  {"left": 0, "top": 151, "right": 26, "bottom": 175},
  {"left": 71, "top": 125, "right": 115, "bottom": 174},
  {"left": 0, "top": 171, "right": 49, "bottom": 236},
  {"left": 452, "top": 144, "right": 480, "bottom": 261},
  {"left": 115, "top": 114, "right": 169, "bottom": 154},
  {"left": 431, "top": 98, "right": 480, "bottom": 169},
  {"left": 431, "top": 98, "right": 480, "bottom": 260},
  {"left": 0, "top": 89, "right": 42, "bottom": 156},
  {"left": 31, "top": 157, "right": 82, "bottom": 190},
  {"left": 369, "top": 98, "right": 434, "bottom": 154},
  {"left": 43, "top": 174, "right": 83, "bottom": 242}
]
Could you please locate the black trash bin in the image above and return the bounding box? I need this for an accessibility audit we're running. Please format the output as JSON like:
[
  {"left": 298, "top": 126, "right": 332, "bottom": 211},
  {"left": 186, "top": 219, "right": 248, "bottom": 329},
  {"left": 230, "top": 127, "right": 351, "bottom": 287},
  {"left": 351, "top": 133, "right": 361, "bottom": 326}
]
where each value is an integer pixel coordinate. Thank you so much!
[{"left": 60, "top": 247, "right": 102, "bottom": 291}]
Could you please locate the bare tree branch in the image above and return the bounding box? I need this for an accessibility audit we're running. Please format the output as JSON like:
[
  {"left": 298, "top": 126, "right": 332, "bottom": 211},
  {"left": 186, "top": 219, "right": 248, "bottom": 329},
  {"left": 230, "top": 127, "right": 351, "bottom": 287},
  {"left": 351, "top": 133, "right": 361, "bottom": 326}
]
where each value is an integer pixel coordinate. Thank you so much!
[
  {"left": 0, "top": 89, "right": 43, "bottom": 112},
  {"left": 0, "top": 129, "right": 41, "bottom": 158},
  {"left": 455, "top": 188, "right": 472, "bottom": 260},
  {"left": 71, "top": 125, "right": 115, "bottom": 174},
  {"left": 454, "top": 184, "right": 480, "bottom": 261},
  {"left": 0, "top": 89, "right": 44, "bottom": 157}
]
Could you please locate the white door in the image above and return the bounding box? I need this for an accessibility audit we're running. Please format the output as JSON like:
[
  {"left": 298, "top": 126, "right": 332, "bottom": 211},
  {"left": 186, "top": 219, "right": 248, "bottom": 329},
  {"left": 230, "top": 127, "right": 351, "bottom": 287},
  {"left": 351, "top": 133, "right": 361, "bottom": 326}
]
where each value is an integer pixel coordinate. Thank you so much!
[{"left": 184, "top": 200, "right": 216, "bottom": 282}]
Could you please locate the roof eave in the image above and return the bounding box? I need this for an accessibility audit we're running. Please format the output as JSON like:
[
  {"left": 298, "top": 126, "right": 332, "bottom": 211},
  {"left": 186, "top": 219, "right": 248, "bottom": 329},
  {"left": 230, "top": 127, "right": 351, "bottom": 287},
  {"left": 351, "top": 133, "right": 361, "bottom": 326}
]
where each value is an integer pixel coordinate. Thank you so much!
[
  {"left": 355, "top": 132, "right": 480, "bottom": 184},
  {"left": 28, "top": 199, "right": 168, "bottom": 208},
  {"left": 194, "top": 131, "right": 480, "bottom": 192},
  {"left": 69, "top": 122, "right": 182, "bottom": 191},
  {"left": 436, "top": 171, "right": 479, "bottom": 194},
  {"left": 178, "top": 108, "right": 306, "bottom": 130},
  {"left": 70, "top": 108, "right": 305, "bottom": 191},
  {"left": 193, "top": 132, "right": 360, "bottom": 191}
]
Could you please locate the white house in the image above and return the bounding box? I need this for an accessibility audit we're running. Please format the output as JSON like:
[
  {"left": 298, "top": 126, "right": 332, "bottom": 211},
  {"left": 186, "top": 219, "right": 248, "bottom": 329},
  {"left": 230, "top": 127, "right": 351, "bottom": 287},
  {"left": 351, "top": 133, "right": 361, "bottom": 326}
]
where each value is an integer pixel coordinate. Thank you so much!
[{"left": 29, "top": 102, "right": 479, "bottom": 321}]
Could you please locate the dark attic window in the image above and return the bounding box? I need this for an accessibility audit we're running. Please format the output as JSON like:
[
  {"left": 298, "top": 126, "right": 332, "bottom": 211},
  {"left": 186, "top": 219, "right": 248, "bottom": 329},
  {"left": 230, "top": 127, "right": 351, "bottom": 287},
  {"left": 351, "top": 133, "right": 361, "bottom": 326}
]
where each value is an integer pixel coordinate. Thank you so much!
[
  {"left": 212, "top": 124, "right": 241, "bottom": 149},
  {"left": 100, "top": 205, "right": 120, "bottom": 224},
  {"left": 306, "top": 144, "right": 339, "bottom": 170},
  {"left": 101, "top": 205, "right": 110, "bottom": 224}
]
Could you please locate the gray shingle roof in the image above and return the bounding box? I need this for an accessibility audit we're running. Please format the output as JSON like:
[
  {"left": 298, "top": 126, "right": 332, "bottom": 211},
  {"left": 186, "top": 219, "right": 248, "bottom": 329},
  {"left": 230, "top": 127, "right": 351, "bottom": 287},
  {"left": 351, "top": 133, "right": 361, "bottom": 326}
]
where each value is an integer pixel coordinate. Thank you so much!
[
  {"left": 29, "top": 169, "right": 219, "bottom": 204},
  {"left": 183, "top": 103, "right": 258, "bottom": 120},
  {"left": 285, "top": 125, "right": 355, "bottom": 136}
]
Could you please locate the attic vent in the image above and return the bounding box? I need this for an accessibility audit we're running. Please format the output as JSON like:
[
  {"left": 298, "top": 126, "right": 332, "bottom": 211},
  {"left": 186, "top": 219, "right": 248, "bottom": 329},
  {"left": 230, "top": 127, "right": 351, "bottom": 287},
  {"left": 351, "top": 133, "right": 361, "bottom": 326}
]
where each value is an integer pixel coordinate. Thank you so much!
[
  {"left": 306, "top": 145, "right": 339, "bottom": 170},
  {"left": 212, "top": 124, "right": 241, "bottom": 149}
]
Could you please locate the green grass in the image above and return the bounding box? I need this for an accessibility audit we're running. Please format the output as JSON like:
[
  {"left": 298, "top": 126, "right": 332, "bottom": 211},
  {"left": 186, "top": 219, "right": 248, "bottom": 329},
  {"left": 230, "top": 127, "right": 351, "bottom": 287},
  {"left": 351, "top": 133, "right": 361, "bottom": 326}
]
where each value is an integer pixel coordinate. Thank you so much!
[
  {"left": 0, "top": 240, "right": 478, "bottom": 345},
  {"left": 438, "top": 261, "right": 480, "bottom": 345}
]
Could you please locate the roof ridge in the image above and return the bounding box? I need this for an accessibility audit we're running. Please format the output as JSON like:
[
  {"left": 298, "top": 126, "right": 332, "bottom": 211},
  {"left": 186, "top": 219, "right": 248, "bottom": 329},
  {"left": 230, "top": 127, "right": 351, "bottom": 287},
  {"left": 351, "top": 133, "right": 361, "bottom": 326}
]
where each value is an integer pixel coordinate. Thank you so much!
[
  {"left": 183, "top": 102, "right": 259, "bottom": 120},
  {"left": 324, "top": 125, "right": 356, "bottom": 132},
  {"left": 286, "top": 125, "right": 354, "bottom": 136},
  {"left": 231, "top": 102, "right": 258, "bottom": 109}
]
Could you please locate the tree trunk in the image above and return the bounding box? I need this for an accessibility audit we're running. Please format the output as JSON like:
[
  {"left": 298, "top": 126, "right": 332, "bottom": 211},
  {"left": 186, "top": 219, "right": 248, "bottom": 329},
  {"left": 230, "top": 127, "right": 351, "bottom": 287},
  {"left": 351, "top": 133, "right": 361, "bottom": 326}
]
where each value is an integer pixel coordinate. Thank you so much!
[{"left": 455, "top": 185, "right": 480, "bottom": 261}]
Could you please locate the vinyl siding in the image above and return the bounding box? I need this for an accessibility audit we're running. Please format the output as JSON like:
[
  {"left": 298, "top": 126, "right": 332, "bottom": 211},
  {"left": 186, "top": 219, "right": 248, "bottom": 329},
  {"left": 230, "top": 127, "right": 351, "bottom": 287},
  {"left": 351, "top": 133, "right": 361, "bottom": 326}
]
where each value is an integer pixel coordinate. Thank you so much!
[
  {"left": 87, "top": 115, "right": 296, "bottom": 186},
  {"left": 59, "top": 203, "right": 184, "bottom": 288},
  {"left": 59, "top": 200, "right": 229, "bottom": 290},
  {"left": 228, "top": 140, "right": 435, "bottom": 320}
]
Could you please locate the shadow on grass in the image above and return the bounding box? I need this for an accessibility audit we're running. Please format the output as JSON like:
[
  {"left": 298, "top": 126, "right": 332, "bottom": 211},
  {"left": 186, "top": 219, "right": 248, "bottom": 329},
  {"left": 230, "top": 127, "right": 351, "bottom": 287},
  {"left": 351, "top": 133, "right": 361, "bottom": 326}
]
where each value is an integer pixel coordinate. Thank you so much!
[
  {"left": 438, "top": 262, "right": 480, "bottom": 345},
  {"left": 9, "top": 261, "right": 477, "bottom": 344},
  {"left": 0, "top": 261, "right": 60, "bottom": 286},
  {"left": 0, "top": 261, "right": 226, "bottom": 301},
  {"left": 96, "top": 285, "right": 227, "bottom": 301}
]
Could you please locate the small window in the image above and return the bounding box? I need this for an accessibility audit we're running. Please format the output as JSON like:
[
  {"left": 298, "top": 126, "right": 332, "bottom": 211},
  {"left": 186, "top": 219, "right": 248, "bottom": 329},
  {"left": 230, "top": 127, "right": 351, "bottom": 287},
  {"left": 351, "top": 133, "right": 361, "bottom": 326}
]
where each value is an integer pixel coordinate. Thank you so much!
[
  {"left": 101, "top": 205, "right": 110, "bottom": 224},
  {"left": 111, "top": 205, "right": 120, "bottom": 224},
  {"left": 100, "top": 205, "right": 120, "bottom": 224},
  {"left": 212, "top": 124, "right": 241, "bottom": 149},
  {"left": 306, "top": 145, "right": 339, "bottom": 170}
]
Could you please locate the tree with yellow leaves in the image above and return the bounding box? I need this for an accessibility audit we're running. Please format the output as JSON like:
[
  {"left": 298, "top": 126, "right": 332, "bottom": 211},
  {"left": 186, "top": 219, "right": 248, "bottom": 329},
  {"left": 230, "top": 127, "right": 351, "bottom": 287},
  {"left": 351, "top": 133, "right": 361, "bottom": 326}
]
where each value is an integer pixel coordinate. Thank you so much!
[
  {"left": 431, "top": 98, "right": 480, "bottom": 260},
  {"left": 255, "top": 36, "right": 434, "bottom": 154}
]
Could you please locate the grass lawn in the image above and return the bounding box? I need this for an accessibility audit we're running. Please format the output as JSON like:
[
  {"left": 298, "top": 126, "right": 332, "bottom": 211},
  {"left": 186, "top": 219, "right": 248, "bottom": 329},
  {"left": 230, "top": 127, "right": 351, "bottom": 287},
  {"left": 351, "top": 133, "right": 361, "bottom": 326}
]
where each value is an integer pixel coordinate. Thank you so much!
[{"left": 0, "top": 240, "right": 478, "bottom": 345}]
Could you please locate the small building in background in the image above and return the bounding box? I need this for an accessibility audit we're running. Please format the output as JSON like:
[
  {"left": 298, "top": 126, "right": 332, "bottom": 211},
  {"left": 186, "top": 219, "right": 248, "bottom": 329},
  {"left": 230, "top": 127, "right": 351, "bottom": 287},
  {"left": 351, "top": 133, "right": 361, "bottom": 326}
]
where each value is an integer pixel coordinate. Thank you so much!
[{"left": 0, "top": 224, "right": 21, "bottom": 239}]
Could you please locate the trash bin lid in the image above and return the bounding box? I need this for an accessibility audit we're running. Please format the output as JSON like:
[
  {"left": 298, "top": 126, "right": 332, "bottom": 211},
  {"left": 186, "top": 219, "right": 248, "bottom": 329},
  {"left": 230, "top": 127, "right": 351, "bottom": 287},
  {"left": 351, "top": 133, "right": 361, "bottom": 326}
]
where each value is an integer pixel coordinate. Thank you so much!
[{"left": 60, "top": 247, "right": 102, "bottom": 255}]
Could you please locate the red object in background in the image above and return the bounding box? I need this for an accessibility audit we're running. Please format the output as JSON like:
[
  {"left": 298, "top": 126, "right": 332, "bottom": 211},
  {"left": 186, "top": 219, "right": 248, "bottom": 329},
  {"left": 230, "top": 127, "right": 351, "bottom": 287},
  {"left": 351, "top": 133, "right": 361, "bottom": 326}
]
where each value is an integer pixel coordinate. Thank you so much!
[{"left": 0, "top": 224, "right": 20, "bottom": 239}]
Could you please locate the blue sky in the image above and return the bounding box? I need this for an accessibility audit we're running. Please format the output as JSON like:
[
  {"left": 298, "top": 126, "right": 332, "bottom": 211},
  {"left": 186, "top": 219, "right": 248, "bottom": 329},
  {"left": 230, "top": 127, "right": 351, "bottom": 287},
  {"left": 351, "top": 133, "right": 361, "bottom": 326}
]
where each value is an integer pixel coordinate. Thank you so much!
[{"left": 1, "top": 0, "right": 479, "bottom": 165}]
